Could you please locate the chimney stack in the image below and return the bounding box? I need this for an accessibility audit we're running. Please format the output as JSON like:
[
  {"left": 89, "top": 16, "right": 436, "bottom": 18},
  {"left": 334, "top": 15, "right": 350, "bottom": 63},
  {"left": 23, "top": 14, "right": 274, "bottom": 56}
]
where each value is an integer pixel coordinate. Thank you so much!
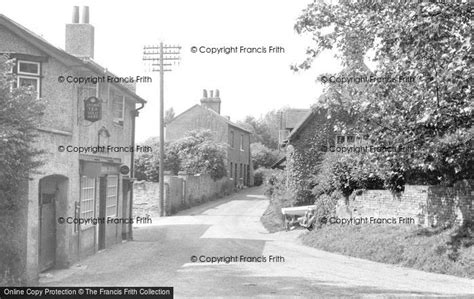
[
  {"left": 200, "top": 89, "right": 221, "bottom": 114},
  {"left": 65, "top": 6, "right": 94, "bottom": 59}
]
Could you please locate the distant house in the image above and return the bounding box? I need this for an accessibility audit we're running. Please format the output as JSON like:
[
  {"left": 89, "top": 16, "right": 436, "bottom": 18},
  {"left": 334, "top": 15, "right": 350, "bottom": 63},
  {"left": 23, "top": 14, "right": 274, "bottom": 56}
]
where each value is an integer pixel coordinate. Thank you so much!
[
  {"left": 166, "top": 90, "right": 253, "bottom": 186},
  {"left": 272, "top": 108, "right": 311, "bottom": 169},
  {"left": 279, "top": 62, "right": 371, "bottom": 201},
  {"left": 278, "top": 108, "right": 311, "bottom": 146},
  {"left": 0, "top": 6, "right": 146, "bottom": 283}
]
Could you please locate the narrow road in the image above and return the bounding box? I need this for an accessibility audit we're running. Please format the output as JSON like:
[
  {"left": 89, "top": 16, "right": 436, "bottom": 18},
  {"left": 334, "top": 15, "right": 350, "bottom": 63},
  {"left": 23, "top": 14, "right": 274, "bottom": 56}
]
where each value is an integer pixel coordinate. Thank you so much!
[{"left": 41, "top": 187, "right": 474, "bottom": 297}]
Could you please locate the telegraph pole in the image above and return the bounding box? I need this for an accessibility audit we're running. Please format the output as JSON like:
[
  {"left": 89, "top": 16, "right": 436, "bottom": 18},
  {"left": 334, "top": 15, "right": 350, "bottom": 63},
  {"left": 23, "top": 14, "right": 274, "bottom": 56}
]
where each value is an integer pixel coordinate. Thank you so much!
[{"left": 143, "top": 43, "right": 181, "bottom": 216}]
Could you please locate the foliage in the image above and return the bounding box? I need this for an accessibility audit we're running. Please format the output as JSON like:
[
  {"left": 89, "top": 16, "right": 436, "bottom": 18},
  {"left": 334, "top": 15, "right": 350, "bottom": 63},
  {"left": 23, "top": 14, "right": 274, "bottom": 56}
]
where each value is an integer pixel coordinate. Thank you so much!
[
  {"left": 0, "top": 55, "right": 45, "bottom": 285},
  {"left": 312, "top": 152, "right": 400, "bottom": 198},
  {"left": 134, "top": 137, "right": 160, "bottom": 181},
  {"left": 0, "top": 55, "right": 45, "bottom": 209},
  {"left": 237, "top": 108, "right": 289, "bottom": 150},
  {"left": 263, "top": 169, "right": 285, "bottom": 196},
  {"left": 301, "top": 224, "right": 474, "bottom": 279},
  {"left": 294, "top": 1, "right": 473, "bottom": 187},
  {"left": 285, "top": 109, "right": 330, "bottom": 204},
  {"left": 135, "top": 130, "right": 227, "bottom": 181},
  {"left": 253, "top": 168, "right": 265, "bottom": 186},
  {"left": 312, "top": 192, "right": 338, "bottom": 229},
  {"left": 250, "top": 142, "right": 279, "bottom": 169},
  {"left": 164, "top": 107, "right": 175, "bottom": 125}
]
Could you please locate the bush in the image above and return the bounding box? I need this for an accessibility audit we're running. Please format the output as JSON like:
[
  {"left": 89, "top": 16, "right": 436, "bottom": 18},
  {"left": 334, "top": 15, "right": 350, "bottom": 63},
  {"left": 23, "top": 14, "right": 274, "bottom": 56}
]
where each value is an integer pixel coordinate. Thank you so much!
[
  {"left": 253, "top": 168, "right": 265, "bottom": 186},
  {"left": 250, "top": 142, "right": 279, "bottom": 169},
  {"left": 312, "top": 152, "right": 385, "bottom": 198},
  {"left": 312, "top": 192, "right": 339, "bottom": 229},
  {"left": 0, "top": 55, "right": 44, "bottom": 284},
  {"left": 170, "top": 130, "right": 227, "bottom": 180},
  {"left": 263, "top": 169, "right": 286, "bottom": 196},
  {"left": 134, "top": 130, "right": 228, "bottom": 181}
]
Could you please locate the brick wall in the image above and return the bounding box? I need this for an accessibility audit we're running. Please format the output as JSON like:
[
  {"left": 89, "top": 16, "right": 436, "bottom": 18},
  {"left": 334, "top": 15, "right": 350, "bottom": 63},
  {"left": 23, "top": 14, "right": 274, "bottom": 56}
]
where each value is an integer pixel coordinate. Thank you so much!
[{"left": 346, "top": 180, "right": 473, "bottom": 227}]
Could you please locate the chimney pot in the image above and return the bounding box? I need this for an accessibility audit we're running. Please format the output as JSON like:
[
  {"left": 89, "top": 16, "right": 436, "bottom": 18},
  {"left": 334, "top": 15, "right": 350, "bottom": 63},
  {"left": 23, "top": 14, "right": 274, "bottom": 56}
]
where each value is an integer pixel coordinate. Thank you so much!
[
  {"left": 72, "top": 6, "right": 79, "bottom": 23},
  {"left": 81, "top": 6, "right": 90, "bottom": 24},
  {"left": 200, "top": 89, "right": 221, "bottom": 114},
  {"left": 215, "top": 89, "right": 220, "bottom": 98},
  {"left": 66, "top": 6, "right": 94, "bottom": 58},
  {"left": 203, "top": 89, "right": 208, "bottom": 98}
]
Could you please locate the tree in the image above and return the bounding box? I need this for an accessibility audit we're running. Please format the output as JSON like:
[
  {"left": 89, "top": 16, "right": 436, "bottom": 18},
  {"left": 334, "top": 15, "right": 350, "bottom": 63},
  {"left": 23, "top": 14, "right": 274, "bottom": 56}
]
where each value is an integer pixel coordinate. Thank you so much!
[
  {"left": 164, "top": 107, "right": 175, "bottom": 125},
  {"left": 0, "top": 55, "right": 45, "bottom": 209},
  {"left": 134, "top": 137, "right": 160, "bottom": 181},
  {"left": 167, "top": 130, "right": 227, "bottom": 180},
  {"left": 0, "top": 54, "right": 45, "bottom": 284},
  {"left": 294, "top": 1, "right": 473, "bottom": 186},
  {"left": 135, "top": 130, "right": 228, "bottom": 181},
  {"left": 250, "top": 142, "right": 279, "bottom": 169},
  {"left": 238, "top": 108, "right": 288, "bottom": 150}
]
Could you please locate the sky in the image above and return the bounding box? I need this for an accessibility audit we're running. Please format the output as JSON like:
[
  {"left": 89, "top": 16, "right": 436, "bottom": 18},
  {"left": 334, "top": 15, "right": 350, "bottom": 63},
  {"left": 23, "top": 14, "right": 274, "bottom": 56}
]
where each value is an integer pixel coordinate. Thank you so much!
[{"left": 2, "top": 0, "right": 343, "bottom": 142}]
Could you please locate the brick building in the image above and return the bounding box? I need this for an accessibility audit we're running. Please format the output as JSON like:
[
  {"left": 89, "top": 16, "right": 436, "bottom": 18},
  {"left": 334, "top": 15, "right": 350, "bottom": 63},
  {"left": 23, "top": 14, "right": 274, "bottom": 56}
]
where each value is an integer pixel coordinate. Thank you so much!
[
  {"left": 166, "top": 90, "right": 253, "bottom": 186},
  {"left": 0, "top": 7, "right": 146, "bottom": 283}
]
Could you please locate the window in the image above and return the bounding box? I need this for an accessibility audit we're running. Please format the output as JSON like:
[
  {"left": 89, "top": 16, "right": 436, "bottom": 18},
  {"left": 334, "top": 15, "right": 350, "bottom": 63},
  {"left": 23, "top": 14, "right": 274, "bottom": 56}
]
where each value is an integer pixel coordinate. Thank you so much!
[
  {"left": 230, "top": 131, "right": 234, "bottom": 148},
  {"left": 336, "top": 135, "right": 345, "bottom": 144},
  {"left": 240, "top": 135, "right": 244, "bottom": 150},
  {"left": 106, "top": 175, "right": 118, "bottom": 217},
  {"left": 230, "top": 163, "right": 233, "bottom": 178},
  {"left": 240, "top": 163, "right": 243, "bottom": 179},
  {"left": 80, "top": 176, "right": 96, "bottom": 228},
  {"left": 112, "top": 91, "right": 125, "bottom": 124},
  {"left": 16, "top": 60, "right": 41, "bottom": 98}
]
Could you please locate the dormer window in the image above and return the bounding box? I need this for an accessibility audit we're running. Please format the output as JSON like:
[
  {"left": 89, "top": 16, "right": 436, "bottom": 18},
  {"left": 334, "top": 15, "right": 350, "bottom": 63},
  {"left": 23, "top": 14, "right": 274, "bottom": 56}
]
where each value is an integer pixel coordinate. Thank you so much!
[{"left": 16, "top": 60, "right": 41, "bottom": 98}]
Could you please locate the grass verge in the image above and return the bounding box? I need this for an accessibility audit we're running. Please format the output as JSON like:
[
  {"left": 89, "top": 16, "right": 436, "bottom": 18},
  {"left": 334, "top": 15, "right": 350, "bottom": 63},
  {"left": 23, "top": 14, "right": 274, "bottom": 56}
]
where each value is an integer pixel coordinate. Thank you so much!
[
  {"left": 300, "top": 224, "right": 474, "bottom": 279},
  {"left": 260, "top": 197, "right": 285, "bottom": 233}
]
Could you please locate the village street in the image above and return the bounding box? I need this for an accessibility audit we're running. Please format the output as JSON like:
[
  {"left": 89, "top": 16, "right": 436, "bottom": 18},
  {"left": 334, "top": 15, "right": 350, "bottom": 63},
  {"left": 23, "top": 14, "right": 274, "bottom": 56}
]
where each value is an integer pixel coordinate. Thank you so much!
[{"left": 40, "top": 187, "right": 474, "bottom": 297}]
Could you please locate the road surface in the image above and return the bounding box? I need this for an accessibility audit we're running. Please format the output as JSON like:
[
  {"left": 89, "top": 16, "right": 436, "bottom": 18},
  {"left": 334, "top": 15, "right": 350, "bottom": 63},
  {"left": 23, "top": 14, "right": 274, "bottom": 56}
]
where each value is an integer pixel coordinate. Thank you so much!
[{"left": 41, "top": 187, "right": 474, "bottom": 297}]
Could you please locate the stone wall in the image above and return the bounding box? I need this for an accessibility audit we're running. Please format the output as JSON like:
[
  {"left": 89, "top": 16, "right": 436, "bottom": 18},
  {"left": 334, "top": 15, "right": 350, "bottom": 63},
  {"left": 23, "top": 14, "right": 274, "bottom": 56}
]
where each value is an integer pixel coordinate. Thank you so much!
[
  {"left": 346, "top": 180, "right": 473, "bottom": 227},
  {"left": 133, "top": 174, "right": 235, "bottom": 216}
]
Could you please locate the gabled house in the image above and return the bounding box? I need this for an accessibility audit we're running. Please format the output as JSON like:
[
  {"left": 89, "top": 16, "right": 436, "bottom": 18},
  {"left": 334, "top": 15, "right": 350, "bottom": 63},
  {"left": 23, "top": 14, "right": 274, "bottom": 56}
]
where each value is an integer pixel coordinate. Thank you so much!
[
  {"left": 271, "top": 108, "right": 311, "bottom": 169},
  {"left": 0, "top": 6, "right": 146, "bottom": 283},
  {"left": 279, "top": 62, "right": 371, "bottom": 201},
  {"left": 166, "top": 90, "right": 253, "bottom": 187}
]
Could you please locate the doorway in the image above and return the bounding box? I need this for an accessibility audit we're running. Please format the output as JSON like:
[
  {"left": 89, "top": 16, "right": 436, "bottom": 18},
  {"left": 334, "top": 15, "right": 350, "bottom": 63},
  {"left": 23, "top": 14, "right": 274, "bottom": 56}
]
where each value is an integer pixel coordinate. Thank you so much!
[{"left": 39, "top": 175, "right": 68, "bottom": 272}]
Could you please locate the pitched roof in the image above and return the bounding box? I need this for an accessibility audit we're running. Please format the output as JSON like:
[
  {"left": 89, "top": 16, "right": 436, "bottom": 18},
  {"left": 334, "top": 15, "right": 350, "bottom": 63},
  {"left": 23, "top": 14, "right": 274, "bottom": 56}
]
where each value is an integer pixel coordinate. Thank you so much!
[
  {"left": 286, "top": 110, "right": 316, "bottom": 142},
  {"left": 285, "top": 61, "right": 373, "bottom": 144},
  {"left": 284, "top": 109, "right": 311, "bottom": 130},
  {"left": 0, "top": 14, "right": 146, "bottom": 104},
  {"left": 271, "top": 156, "right": 286, "bottom": 169},
  {"left": 168, "top": 104, "right": 252, "bottom": 134}
]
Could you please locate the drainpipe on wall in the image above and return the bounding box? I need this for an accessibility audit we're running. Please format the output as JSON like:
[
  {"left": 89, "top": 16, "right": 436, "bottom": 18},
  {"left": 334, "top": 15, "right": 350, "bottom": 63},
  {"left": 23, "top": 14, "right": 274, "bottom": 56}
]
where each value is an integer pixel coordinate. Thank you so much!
[{"left": 128, "top": 102, "right": 145, "bottom": 241}]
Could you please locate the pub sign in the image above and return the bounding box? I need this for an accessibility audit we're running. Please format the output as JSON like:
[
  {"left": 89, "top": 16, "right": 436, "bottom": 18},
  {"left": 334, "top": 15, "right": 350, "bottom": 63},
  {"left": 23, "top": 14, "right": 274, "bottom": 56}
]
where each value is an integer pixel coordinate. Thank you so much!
[{"left": 84, "top": 96, "right": 102, "bottom": 122}]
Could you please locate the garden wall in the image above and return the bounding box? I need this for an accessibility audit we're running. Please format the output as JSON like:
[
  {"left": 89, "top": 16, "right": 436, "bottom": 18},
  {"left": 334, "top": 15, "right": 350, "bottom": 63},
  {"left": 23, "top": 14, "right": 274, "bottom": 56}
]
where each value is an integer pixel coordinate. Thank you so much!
[
  {"left": 346, "top": 180, "right": 473, "bottom": 227},
  {"left": 133, "top": 173, "right": 234, "bottom": 215}
]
